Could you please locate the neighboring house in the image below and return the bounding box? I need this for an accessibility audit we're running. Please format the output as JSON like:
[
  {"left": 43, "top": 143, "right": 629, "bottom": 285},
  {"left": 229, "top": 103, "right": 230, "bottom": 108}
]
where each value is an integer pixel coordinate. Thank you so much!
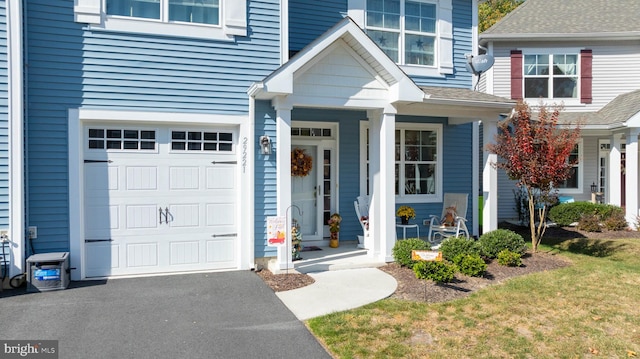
[
  {"left": 479, "top": 0, "right": 640, "bottom": 226},
  {"left": 1, "top": 0, "right": 513, "bottom": 281}
]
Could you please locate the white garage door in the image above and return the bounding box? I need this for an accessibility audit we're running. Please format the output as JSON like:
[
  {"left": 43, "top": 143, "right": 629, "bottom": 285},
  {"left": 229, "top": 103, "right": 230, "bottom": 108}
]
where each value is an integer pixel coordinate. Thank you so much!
[{"left": 83, "top": 125, "right": 238, "bottom": 277}]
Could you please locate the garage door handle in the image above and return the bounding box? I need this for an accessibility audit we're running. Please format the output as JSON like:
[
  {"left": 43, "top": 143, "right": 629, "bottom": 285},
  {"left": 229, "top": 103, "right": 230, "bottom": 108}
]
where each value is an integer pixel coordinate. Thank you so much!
[
  {"left": 85, "top": 239, "right": 113, "bottom": 243},
  {"left": 211, "top": 161, "right": 237, "bottom": 164},
  {"left": 211, "top": 233, "right": 237, "bottom": 238},
  {"left": 84, "top": 160, "right": 113, "bottom": 163}
]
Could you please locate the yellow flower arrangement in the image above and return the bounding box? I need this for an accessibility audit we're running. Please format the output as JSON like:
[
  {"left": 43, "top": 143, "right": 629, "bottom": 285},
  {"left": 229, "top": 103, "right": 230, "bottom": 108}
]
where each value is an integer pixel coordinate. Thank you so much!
[{"left": 396, "top": 206, "right": 416, "bottom": 219}]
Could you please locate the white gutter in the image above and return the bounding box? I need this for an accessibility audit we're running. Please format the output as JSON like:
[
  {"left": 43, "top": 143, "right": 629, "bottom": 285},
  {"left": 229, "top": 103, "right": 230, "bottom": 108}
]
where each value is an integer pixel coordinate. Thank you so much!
[
  {"left": 480, "top": 31, "right": 640, "bottom": 44},
  {"left": 422, "top": 97, "right": 515, "bottom": 110}
]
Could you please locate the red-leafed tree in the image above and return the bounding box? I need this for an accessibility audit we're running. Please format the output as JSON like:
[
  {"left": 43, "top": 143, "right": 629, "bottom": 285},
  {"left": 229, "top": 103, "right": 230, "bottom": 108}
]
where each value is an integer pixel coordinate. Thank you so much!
[{"left": 487, "top": 101, "right": 581, "bottom": 252}]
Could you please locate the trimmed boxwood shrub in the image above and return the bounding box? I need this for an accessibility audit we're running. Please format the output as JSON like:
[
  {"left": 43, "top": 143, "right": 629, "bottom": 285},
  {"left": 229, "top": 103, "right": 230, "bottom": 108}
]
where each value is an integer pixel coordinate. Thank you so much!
[
  {"left": 439, "top": 236, "right": 480, "bottom": 262},
  {"left": 477, "top": 229, "right": 527, "bottom": 259},
  {"left": 453, "top": 253, "right": 487, "bottom": 277},
  {"left": 392, "top": 238, "right": 430, "bottom": 268},
  {"left": 496, "top": 250, "right": 522, "bottom": 267},
  {"left": 413, "top": 260, "right": 456, "bottom": 284},
  {"left": 548, "top": 202, "right": 598, "bottom": 226},
  {"left": 549, "top": 202, "right": 625, "bottom": 227}
]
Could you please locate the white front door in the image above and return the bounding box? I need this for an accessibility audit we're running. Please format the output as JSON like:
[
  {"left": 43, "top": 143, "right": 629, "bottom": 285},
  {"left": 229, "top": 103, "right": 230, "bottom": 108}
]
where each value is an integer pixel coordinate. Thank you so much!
[
  {"left": 83, "top": 125, "right": 239, "bottom": 277},
  {"left": 291, "top": 123, "right": 338, "bottom": 241},
  {"left": 292, "top": 145, "right": 319, "bottom": 238}
]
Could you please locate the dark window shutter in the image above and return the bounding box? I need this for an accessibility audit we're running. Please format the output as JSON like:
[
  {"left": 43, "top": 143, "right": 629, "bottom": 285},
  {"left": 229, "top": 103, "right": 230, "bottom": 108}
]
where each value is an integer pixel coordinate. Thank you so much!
[
  {"left": 580, "top": 49, "right": 593, "bottom": 104},
  {"left": 510, "top": 50, "right": 523, "bottom": 100}
]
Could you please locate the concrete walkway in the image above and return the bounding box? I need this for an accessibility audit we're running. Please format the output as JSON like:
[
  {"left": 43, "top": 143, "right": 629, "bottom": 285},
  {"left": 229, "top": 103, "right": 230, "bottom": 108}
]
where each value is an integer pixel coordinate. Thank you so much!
[
  {"left": 276, "top": 244, "right": 398, "bottom": 321},
  {"left": 276, "top": 267, "right": 397, "bottom": 320}
]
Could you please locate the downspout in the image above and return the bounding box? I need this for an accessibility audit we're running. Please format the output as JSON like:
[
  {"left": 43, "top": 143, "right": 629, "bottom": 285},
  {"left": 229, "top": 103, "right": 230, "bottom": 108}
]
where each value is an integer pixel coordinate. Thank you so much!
[{"left": 7, "top": 0, "right": 26, "bottom": 277}]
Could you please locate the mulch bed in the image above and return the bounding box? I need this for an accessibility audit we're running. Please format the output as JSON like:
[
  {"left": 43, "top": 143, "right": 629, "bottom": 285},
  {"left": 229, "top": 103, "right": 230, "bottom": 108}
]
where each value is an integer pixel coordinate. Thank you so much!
[{"left": 256, "top": 223, "right": 640, "bottom": 302}]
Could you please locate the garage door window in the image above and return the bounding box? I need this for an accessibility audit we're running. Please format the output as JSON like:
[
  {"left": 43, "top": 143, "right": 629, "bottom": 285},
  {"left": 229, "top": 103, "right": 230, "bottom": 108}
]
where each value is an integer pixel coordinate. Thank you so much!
[
  {"left": 171, "top": 131, "right": 233, "bottom": 152},
  {"left": 88, "top": 129, "right": 156, "bottom": 150}
]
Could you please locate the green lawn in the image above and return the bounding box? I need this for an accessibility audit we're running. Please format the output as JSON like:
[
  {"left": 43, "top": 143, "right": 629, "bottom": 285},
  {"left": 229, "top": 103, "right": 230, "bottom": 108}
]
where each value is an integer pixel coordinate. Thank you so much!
[{"left": 307, "top": 237, "right": 640, "bottom": 358}]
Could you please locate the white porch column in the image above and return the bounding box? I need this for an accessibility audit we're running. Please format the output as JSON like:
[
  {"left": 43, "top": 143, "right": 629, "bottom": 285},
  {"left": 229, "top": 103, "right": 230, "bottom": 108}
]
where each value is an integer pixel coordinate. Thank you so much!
[
  {"left": 625, "top": 129, "right": 639, "bottom": 228},
  {"left": 368, "top": 107, "right": 396, "bottom": 262},
  {"left": 610, "top": 133, "right": 623, "bottom": 207},
  {"left": 482, "top": 119, "right": 499, "bottom": 232},
  {"left": 366, "top": 112, "right": 379, "bottom": 253},
  {"left": 274, "top": 98, "right": 293, "bottom": 270},
  {"left": 472, "top": 121, "right": 479, "bottom": 237}
]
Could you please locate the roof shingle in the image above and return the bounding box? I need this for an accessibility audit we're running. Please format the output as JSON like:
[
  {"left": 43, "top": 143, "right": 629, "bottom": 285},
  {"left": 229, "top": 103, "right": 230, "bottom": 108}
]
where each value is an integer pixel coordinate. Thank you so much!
[{"left": 482, "top": 0, "right": 640, "bottom": 37}]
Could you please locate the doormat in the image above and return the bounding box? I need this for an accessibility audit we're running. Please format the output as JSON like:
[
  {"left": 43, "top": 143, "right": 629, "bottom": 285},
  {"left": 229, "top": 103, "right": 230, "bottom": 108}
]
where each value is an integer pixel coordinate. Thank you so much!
[{"left": 301, "top": 246, "right": 322, "bottom": 252}]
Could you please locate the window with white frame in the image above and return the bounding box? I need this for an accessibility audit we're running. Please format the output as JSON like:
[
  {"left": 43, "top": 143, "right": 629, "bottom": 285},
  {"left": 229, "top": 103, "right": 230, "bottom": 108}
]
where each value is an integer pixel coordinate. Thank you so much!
[
  {"left": 557, "top": 141, "right": 582, "bottom": 191},
  {"left": 365, "top": 0, "right": 437, "bottom": 66},
  {"left": 363, "top": 123, "right": 442, "bottom": 201},
  {"left": 106, "top": 0, "right": 220, "bottom": 26},
  {"left": 524, "top": 54, "right": 578, "bottom": 99},
  {"left": 74, "top": 0, "right": 246, "bottom": 40}
]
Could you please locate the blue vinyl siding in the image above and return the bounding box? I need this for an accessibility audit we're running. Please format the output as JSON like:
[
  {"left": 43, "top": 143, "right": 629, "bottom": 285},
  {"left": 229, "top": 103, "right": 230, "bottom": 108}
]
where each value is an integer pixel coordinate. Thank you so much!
[
  {"left": 289, "top": 0, "right": 473, "bottom": 89},
  {"left": 289, "top": 0, "right": 347, "bottom": 53},
  {"left": 410, "top": 0, "right": 473, "bottom": 88},
  {"left": 0, "top": 1, "right": 8, "bottom": 230},
  {"left": 254, "top": 100, "right": 277, "bottom": 258},
  {"left": 25, "top": 0, "right": 281, "bottom": 253}
]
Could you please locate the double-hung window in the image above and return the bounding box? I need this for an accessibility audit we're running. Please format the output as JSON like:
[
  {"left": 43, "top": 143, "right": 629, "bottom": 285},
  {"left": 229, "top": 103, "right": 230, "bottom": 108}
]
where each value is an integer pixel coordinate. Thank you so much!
[
  {"left": 107, "top": 0, "right": 220, "bottom": 25},
  {"left": 557, "top": 141, "right": 582, "bottom": 192},
  {"left": 365, "top": 0, "right": 437, "bottom": 66},
  {"left": 74, "top": 0, "right": 246, "bottom": 40},
  {"left": 524, "top": 53, "right": 578, "bottom": 99},
  {"left": 362, "top": 123, "right": 442, "bottom": 202}
]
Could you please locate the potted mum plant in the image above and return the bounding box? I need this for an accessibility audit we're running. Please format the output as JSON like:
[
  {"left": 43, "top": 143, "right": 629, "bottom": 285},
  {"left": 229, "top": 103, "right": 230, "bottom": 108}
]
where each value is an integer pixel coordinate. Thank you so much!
[
  {"left": 328, "top": 213, "right": 342, "bottom": 248},
  {"left": 396, "top": 206, "right": 416, "bottom": 225}
]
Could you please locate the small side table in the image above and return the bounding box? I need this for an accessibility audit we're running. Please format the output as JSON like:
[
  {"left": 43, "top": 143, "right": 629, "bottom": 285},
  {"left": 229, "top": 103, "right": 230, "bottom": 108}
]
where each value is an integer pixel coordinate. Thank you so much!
[{"left": 396, "top": 223, "right": 419, "bottom": 240}]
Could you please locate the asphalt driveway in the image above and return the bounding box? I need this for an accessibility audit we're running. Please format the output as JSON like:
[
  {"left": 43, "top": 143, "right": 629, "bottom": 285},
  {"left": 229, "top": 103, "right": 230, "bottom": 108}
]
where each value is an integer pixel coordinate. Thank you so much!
[{"left": 0, "top": 271, "right": 330, "bottom": 359}]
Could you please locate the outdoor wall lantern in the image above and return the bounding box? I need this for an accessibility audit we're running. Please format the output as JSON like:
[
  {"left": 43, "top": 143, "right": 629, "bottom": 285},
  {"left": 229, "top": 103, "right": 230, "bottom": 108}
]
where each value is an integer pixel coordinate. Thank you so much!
[
  {"left": 259, "top": 135, "right": 272, "bottom": 155},
  {"left": 590, "top": 182, "right": 597, "bottom": 193}
]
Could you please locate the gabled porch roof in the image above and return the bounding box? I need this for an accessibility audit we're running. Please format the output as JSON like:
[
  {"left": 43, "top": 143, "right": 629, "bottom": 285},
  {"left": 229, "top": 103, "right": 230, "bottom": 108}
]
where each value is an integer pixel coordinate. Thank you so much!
[
  {"left": 249, "top": 17, "right": 514, "bottom": 120},
  {"left": 558, "top": 89, "right": 640, "bottom": 130}
]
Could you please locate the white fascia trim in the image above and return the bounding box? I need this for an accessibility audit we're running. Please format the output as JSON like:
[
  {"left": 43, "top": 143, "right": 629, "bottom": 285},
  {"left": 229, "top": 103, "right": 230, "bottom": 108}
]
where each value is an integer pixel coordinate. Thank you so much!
[
  {"left": 423, "top": 98, "right": 515, "bottom": 110},
  {"left": 69, "top": 108, "right": 252, "bottom": 279},
  {"left": 7, "top": 0, "right": 24, "bottom": 277},
  {"left": 480, "top": 32, "right": 640, "bottom": 42},
  {"left": 264, "top": 19, "right": 416, "bottom": 97},
  {"left": 622, "top": 111, "right": 640, "bottom": 128},
  {"left": 78, "top": 109, "right": 247, "bottom": 125}
]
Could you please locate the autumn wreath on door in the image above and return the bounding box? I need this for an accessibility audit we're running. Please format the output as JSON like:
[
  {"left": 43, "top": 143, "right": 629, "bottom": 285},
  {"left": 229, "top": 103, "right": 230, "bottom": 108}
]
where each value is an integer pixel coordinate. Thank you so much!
[{"left": 291, "top": 148, "right": 313, "bottom": 177}]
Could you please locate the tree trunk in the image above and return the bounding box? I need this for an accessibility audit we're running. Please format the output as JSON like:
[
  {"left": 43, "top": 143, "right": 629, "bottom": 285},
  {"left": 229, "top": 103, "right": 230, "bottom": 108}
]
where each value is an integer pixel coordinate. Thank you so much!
[{"left": 528, "top": 191, "right": 539, "bottom": 252}]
